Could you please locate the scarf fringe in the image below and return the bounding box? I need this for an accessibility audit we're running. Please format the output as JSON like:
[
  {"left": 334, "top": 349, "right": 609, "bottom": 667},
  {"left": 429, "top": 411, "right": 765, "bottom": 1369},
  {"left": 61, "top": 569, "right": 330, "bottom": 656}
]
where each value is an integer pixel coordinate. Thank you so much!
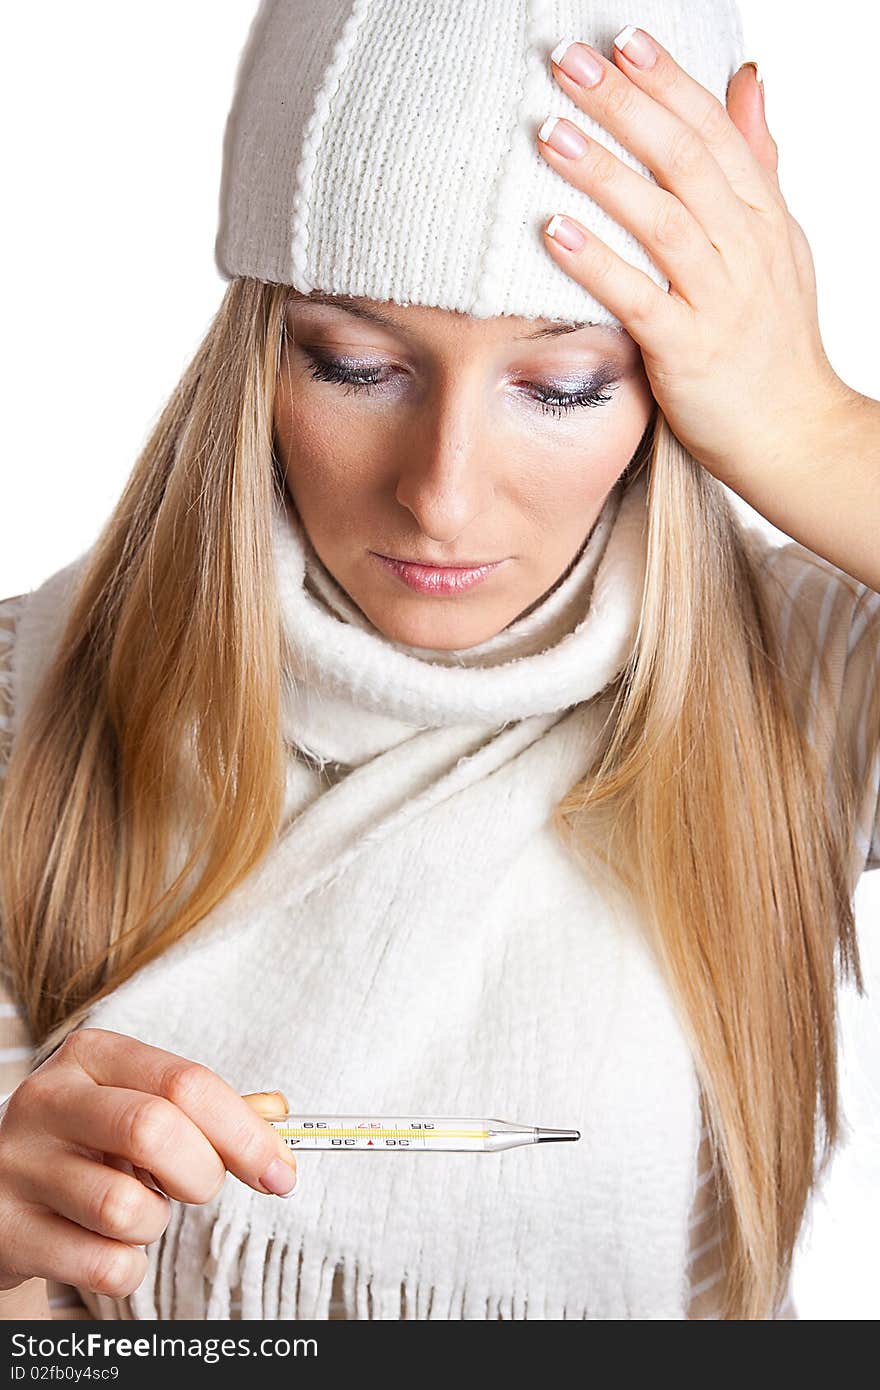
[{"left": 129, "top": 1196, "right": 644, "bottom": 1320}]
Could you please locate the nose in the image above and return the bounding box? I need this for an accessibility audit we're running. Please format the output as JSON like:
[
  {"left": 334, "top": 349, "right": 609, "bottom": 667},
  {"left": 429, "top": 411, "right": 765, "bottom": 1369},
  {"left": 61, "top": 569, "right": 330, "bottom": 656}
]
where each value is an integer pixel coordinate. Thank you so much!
[{"left": 393, "top": 387, "right": 495, "bottom": 542}]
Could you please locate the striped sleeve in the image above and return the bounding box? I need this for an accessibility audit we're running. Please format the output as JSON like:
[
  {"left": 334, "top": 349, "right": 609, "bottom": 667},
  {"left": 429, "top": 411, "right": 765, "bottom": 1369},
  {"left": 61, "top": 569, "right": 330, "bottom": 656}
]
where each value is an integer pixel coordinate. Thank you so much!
[
  {"left": 846, "top": 587, "right": 880, "bottom": 872},
  {"left": 755, "top": 540, "right": 880, "bottom": 878},
  {"left": 684, "top": 1102, "right": 796, "bottom": 1320},
  {"left": 0, "top": 593, "right": 92, "bottom": 1319}
]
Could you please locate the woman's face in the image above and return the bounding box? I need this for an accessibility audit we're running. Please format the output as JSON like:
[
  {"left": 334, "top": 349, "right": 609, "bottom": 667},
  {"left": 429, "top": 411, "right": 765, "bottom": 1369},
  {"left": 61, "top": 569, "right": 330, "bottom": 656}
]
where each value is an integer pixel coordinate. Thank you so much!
[{"left": 273, "top": 291, "right": 655, "bottom": 651}]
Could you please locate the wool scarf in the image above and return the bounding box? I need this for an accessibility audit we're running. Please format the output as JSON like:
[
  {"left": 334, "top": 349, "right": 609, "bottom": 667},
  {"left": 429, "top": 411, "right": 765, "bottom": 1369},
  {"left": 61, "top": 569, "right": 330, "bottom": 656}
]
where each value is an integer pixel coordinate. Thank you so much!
[{"left": 10, "top": 468, "right": 704, "bottom": 1320}]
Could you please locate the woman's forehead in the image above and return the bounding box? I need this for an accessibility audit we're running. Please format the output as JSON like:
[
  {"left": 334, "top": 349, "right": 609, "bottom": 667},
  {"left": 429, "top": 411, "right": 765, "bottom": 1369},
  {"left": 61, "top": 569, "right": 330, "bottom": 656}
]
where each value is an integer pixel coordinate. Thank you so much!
[{"left": 286, "top": 289, "right": 631, "bottom": 346}]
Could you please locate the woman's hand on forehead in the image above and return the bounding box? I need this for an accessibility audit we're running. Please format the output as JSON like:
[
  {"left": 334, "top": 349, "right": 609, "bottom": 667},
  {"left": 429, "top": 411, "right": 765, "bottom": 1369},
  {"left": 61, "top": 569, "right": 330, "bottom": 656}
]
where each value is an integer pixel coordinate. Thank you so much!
[
  {"left": 536, "top": 28, "right": 844, "bottom": 484},
  {"left": 532, "top": 26, "right": 880, "bottom": 591}
]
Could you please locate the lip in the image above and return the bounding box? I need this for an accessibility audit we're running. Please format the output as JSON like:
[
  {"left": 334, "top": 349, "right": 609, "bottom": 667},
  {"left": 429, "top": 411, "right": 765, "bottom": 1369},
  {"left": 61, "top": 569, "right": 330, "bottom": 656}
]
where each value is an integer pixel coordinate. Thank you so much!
[{"left": 370, "top": 552, "right": 507, "bottom": 595}]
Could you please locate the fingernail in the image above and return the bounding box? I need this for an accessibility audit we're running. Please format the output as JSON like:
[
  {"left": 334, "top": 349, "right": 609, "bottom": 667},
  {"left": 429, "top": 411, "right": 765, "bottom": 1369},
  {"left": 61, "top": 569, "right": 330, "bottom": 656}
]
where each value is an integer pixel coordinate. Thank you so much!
[
  {"left": 743, "top": 59, "right": 763, "bottom": 87},
  {"left": 254, "top": 1087, "right": 289, "bottom": 1107},
  {"left": 545, "top": 214, "right": 587, "bottom": 252},
  {"left": 244, "top": 1088, "right": 288, "bottom": 1108},
  {"left": 613, "top": 25, "right": 658, "bottom": 70},
  {"left": 550, "top": 39, "right": 603, "bottom": 88},
  {"left": 538, "top": 116, "right": 590, "bottom": 159},
  {"left": 260, "top": 1156, "right": 299, "bottom": 1197}
]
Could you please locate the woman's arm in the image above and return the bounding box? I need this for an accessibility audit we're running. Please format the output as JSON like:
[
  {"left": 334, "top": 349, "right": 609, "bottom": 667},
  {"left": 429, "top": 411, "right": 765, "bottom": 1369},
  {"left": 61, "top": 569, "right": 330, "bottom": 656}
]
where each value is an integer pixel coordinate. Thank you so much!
[
  {"left": 538, "top": 30, "right": 880, "bottom": 593},
  {"left": 721, "top": 386, "right": 880, "bottom": 595}
]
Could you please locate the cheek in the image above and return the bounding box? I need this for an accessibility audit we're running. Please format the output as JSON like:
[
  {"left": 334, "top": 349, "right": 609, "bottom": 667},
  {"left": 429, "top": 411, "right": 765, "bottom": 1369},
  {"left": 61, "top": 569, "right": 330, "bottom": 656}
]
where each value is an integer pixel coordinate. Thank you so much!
[
  {"left": 529, "top": 464, "right": 613, "bottom": 533},
  {"left": 273, "top": 397, "right": 381, "bottom": 554},
  {"left": 280, "top": 447, "right": 356, "bottom": 541},
  {"left": 528, "top": 408, "right": 649, "bottom": 513},
  {"left": 275, "top": 380, "right": 350, "bottom": 495}
]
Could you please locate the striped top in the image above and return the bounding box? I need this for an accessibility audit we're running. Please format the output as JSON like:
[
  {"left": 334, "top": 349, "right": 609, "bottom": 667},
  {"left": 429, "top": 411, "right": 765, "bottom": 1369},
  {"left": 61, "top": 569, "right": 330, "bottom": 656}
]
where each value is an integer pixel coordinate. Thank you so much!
[{"left": 2, "top": 530, "right": 878, "bottom": 1321}]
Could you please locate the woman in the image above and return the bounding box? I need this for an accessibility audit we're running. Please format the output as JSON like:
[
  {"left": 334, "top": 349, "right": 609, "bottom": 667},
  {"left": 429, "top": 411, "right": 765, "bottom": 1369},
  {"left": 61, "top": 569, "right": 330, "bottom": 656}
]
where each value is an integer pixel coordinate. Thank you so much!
[{"left": 1, "top": 0, "right": 878, "bottom": 1321}]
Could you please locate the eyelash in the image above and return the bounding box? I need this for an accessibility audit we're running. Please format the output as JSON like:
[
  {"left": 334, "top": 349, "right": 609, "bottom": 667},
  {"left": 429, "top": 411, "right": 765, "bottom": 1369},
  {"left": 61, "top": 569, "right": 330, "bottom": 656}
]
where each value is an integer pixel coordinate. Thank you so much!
[{"left": 299, "top": 348, "right": 617, "bottom": 419}]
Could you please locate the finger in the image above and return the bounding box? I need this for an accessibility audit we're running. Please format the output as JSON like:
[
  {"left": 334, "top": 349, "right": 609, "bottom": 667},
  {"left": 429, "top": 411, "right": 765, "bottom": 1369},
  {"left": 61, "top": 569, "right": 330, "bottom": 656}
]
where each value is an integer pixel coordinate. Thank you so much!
[
  {"left": 549, "top": 34, "right": 763, "bottom": 253},
  {"left": 537, "top": 115, "right": 729, "bottom": 304},
  {"left": 543, "top": 211, "right": 689, "bottom": 356},
  {"left": 106, "top": 1152, "right": 170, "bottom": 1202},
  {"left": 131, "top": 1165, "right": 170, "bottom": 1197},
  {"left": 0, "top": 1203, "right": 148, "bottom": 1300},
  {"left": 610, "top": 26, "right": 783, "bottom": 214},
  {"left": 62, "top": 1029, "right": 298, "bottom": 1196},
  {"left": 36, "top": 1076, "right": 227, "bottom": 1205},
  {"left": 725, "top": 62, "right": 780, "bottom": 185},
  {"left": 15, "top": 1147, "right": 171, "bottom": 1246}
]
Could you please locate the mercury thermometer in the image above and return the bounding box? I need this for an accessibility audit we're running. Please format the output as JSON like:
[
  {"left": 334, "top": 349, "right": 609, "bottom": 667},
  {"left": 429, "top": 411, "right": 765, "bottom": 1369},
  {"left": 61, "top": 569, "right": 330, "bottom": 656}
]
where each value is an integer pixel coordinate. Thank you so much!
[{"left": 267, "top": 1114, "right": 581, "bottom": 1153}]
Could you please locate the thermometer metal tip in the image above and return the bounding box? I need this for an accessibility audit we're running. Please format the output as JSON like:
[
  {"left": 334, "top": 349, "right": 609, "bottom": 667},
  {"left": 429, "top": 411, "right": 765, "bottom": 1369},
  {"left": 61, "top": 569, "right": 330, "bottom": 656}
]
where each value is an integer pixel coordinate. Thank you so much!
[{"left": 534, "top": 1127, "right": 581, "bottom": 1142}]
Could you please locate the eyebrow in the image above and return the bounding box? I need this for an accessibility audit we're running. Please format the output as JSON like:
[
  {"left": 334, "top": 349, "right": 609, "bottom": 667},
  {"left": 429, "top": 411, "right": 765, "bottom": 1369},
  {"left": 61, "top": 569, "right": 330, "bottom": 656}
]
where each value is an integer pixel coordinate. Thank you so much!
[{"left": 292, "top": 292, "right": 621, "bottom": 340}]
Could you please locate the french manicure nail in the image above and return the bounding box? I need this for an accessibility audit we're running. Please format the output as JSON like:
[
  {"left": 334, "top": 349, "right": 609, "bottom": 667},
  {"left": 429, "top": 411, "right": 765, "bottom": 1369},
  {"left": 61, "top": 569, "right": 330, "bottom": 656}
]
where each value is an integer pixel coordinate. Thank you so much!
[
  {"left": 550, "top": 39, "right": 603, "bottom": 88},
  {"left": 613, "top": 25, "right": 658, "bottom": 70},
  {"left": 545, "top": 214, "right": 587, "bottom": 253},
  {"left": 538, "top": 116, "right": 590, "bottom": 159}
]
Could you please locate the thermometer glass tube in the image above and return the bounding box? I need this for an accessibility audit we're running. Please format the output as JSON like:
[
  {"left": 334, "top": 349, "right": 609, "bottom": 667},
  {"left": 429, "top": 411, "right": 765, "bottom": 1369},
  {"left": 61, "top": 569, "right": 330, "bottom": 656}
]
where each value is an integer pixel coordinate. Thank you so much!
[{"left": 268, "top": 1115, "right": 581, "bottom": 1153}]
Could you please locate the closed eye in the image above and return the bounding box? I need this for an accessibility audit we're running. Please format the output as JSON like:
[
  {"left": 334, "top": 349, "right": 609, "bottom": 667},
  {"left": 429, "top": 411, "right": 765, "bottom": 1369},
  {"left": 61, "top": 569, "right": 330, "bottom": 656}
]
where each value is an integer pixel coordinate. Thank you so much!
[{"left": 297, "top": 347, "right": 619, "bottom": 419}]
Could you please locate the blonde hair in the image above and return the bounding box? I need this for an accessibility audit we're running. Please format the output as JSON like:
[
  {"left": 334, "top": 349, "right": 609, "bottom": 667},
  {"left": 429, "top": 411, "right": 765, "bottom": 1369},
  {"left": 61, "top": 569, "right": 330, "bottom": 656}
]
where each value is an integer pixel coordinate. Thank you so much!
[{"left": 0, "top": 276, "right": 864, "bottom": 1319}]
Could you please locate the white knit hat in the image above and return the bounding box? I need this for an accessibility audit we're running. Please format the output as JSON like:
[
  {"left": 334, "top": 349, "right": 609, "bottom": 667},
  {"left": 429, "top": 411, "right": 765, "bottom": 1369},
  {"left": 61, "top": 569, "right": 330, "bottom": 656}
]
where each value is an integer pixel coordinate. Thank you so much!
[{"left": 215, "top": 0, "right": 746, "bottom": 325}]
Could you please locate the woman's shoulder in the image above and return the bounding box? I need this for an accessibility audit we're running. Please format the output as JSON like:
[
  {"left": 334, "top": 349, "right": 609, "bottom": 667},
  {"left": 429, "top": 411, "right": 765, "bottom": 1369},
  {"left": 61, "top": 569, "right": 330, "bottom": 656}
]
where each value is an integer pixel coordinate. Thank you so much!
[
  {"left": 0, "top": 592, "right": 28, "bottom": 786},
  {"left": 746, "top": 530, "right": 880, "bottom": 875},
  {"left": 749, "top": 528, "right": 873, "bottom": 624},
  {"left": 747, "top": 528, "right": 879, "bottom": 695},
  {"left": 0, "top": 591, "right": 29, "bottom": 629}
]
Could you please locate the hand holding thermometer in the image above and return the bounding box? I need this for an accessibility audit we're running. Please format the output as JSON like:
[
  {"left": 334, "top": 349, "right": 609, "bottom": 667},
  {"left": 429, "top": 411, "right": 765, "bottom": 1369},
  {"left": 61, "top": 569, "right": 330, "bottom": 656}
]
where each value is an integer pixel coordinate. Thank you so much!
[{"left": 266, "top": 1115, "right": 581, "bottom": 1153}]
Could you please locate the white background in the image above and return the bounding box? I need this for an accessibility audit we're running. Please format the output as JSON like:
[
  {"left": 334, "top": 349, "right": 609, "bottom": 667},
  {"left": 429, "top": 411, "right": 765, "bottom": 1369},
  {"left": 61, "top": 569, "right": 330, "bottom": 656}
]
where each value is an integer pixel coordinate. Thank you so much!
[{"left": 1, "top": 2, "right": 878, "bottom": 1319}]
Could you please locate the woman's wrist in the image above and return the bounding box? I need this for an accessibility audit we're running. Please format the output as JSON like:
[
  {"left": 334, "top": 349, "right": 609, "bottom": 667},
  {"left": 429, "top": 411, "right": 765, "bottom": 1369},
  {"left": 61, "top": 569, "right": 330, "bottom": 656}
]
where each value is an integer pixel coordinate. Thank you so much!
[
  {"left": 0, "top": 1276, "right": 52, "bottom": 1319},
  {"left": 719, "top": 379, "right": 880, "bottom": 593}
]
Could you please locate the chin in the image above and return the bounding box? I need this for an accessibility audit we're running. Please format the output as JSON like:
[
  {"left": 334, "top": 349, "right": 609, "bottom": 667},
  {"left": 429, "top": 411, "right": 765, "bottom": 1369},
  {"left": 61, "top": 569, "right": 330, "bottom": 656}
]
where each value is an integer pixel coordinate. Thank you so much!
[{"left": 367, "top": 603, "right": 507, "bottom": 652}]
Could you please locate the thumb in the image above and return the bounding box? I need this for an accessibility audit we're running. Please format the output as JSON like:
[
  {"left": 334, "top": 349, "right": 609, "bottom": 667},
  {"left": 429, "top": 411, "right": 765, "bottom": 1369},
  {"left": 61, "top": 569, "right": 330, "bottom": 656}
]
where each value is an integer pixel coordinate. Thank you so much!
[
  {"left": 242, "top": 1089, "right": 290, "bottom": 1118},
  {"left": 727, "top": 62, "right": 779, "bottom": 181}
]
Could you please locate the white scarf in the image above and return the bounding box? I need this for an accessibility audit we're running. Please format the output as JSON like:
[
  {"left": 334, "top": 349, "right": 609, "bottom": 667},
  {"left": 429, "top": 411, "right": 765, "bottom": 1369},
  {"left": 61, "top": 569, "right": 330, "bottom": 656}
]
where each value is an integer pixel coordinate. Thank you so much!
[{"left": 11, "top": 468, "right": 703, "bottom": 1320}]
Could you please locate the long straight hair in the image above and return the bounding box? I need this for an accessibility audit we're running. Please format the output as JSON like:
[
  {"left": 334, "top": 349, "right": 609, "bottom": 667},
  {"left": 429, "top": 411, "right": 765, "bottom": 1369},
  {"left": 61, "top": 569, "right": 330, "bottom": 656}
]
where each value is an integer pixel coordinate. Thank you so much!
[{"left": 0, "top": 277, "right": 864, "bottom": 1319}]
